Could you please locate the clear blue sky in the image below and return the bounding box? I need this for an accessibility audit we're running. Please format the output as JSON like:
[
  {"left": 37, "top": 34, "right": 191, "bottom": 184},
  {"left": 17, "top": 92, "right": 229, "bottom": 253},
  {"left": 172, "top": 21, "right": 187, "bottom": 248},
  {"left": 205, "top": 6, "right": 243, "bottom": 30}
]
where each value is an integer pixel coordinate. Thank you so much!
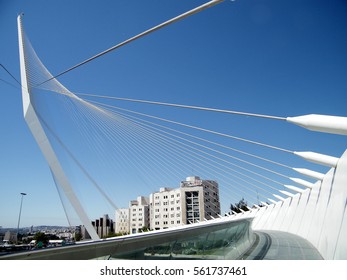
[{"left": 0, "top": 0, "right": 346, "bottom": 228}]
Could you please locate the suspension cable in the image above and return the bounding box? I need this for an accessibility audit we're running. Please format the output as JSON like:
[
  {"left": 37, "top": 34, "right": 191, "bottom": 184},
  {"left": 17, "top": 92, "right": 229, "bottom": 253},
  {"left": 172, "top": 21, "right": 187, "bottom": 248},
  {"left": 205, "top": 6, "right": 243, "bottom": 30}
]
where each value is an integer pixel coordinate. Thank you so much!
[
  {"left": 76, "top": 93, "right": 286, "bottom": 121},
  {"left": 37, "top": 0, "right": 226, "bottom": 86}
]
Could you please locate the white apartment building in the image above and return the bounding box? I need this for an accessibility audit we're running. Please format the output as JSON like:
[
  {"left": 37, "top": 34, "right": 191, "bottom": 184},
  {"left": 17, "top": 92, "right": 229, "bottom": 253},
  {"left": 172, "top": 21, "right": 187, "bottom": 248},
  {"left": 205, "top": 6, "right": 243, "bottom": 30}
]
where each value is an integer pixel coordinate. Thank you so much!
[
  {"left": 115, "top": 208, "right": 130, "bottom": 234},
  {"left": 116, "top": 177, "right": 220, "bottom": 233},
  {"left": 149, "top": 187, "right": 182, "bottom": 230},
  {"left": 129, "top": 196, "right": 150, "bottom": 234},
  {"left": 150, "top": 176, "right": 220, "bottom": 230}
]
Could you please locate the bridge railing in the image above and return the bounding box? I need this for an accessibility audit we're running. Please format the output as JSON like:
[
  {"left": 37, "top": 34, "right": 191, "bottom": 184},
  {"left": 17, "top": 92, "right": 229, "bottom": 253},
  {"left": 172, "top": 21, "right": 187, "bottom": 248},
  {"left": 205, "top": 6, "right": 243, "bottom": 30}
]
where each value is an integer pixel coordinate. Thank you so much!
[{"left": 0, "top": 217, "right": 254, "bottom": 260}]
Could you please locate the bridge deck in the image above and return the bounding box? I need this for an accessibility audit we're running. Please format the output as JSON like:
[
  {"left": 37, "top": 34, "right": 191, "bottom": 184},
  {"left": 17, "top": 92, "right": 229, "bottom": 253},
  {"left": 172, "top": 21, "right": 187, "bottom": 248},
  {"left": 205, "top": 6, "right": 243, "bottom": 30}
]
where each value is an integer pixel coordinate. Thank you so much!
[{"left": 243, "top": 230, "right": 323, "bottom": 260}]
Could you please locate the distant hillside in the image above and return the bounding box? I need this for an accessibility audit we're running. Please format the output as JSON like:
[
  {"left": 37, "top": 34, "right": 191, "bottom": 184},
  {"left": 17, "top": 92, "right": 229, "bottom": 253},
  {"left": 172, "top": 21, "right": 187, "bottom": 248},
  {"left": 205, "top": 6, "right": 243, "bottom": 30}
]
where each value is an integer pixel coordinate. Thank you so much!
[{"left": 0, "top": 225, "right": 72, "bottom": 234}]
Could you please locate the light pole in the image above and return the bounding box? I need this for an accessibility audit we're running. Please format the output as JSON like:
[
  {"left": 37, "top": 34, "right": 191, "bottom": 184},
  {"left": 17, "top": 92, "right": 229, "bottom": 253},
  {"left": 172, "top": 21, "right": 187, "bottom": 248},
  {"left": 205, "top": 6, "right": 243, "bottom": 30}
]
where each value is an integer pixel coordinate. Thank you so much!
[{"left": 17, "top": 192, "right": 27, "bottom": 243}]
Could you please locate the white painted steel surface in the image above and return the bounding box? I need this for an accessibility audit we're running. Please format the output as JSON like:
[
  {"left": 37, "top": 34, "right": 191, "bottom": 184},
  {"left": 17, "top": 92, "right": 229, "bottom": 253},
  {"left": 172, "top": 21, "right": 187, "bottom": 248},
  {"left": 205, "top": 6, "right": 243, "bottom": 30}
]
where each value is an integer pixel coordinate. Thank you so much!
[
  {"left": 253, "top": 149, "right": 347, "bottom": 259},
  {"left": 292, "top": 168, "right": 325, "bottom": 180},
  {"left": 17, "top": 15, "right": 99, "bottom": 240},
  {"left": 287, "top": 114, "right": 347, "bottom": 135},
  {"left": 289, "top": 177, "right": 314, "bottom": 189},
  {"left": 294, "top": 151, "right": 339, "bottom": 167}
]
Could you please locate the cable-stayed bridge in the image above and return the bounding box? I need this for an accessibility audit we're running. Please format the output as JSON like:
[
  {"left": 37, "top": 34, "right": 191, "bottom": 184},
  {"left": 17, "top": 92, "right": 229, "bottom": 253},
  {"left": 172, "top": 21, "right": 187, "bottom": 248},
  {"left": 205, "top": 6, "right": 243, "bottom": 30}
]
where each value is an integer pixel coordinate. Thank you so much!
[{"left": 3, "top": 0, "right": 346, "bottom": 259}]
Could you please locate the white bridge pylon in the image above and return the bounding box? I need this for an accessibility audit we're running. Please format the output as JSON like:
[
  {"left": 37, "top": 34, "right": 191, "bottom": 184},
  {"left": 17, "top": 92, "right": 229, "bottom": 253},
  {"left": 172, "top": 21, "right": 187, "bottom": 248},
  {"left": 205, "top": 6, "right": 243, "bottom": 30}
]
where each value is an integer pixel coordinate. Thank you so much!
[
  {"left": 16, "top": 0, "right": 228, "bottom": 242},
  {"left": 17, "top": 15, "right": 99, "bottom": 240}
]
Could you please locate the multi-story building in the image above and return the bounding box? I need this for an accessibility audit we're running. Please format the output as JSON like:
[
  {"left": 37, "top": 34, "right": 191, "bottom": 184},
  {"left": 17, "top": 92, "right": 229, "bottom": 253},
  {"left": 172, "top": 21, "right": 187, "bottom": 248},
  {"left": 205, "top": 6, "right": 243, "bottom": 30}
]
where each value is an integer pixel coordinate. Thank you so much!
[
  {"left": 91, "top": 214, "right": 114, "bottom": 238},
  {"left": 149, "top": 187, "right": 182, "bottom": 230},
  {"left": 180, "top": 176, "right": 220, "bottom": 224},
  {"left": 115, "top": 176, "right": 220, "bottom": 234},
  {"left": 150, "top": 176, "right": 220, "bottom": 230},
  {"left": 129, "top": 196, "right": 150, "bottom": 234},
  {"left": 115, "top": 208, "right": 130, "bottom": 234}
]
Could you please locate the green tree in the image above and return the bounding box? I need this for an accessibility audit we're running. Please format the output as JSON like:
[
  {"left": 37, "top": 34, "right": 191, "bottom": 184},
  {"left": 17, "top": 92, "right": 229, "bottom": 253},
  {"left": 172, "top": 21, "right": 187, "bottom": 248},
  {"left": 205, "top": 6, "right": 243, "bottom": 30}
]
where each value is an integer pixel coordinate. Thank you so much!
[
  {"left": 74, "top": 232, "right": 82, "bottom": 241},
  {"left": 138, "top": 226, "right": 150, "bottom": 233},
  {"left": 230, "top": 198, "right": 249, "bottom": 214},
  {"left": 33, "top": 232, "right": 49, "bottom": 246}
]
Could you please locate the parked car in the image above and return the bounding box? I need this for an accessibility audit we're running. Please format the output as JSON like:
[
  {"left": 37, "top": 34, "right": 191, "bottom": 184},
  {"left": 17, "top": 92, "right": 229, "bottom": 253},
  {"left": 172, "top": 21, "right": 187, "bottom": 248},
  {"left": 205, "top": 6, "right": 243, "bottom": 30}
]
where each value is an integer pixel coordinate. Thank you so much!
[{"left": 0, "top": 240, "right": 15, "bottom": 251}]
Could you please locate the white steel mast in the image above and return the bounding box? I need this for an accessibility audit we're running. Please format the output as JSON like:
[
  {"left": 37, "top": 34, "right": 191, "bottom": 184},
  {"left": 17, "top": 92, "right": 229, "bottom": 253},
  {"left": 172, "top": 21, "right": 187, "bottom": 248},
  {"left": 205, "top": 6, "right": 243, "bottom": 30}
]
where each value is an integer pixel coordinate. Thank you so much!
[{"left": 17, "top": 15, "right": 100, "bottom": 240}]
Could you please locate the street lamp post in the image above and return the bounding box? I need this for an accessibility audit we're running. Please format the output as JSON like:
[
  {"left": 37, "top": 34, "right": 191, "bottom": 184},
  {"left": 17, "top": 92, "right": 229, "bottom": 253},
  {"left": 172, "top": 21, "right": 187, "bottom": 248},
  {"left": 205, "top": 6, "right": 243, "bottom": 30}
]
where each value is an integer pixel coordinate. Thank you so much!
[{"left": 17, "top": 192, "right": 27, "bottom": 243}]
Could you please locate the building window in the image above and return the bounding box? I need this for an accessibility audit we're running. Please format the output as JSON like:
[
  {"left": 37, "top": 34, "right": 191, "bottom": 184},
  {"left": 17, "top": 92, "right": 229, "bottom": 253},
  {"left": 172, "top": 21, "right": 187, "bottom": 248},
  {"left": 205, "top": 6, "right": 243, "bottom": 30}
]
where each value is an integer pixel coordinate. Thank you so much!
[{"left": 186, "top": 191, "right": 200, "bottom": 224}]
